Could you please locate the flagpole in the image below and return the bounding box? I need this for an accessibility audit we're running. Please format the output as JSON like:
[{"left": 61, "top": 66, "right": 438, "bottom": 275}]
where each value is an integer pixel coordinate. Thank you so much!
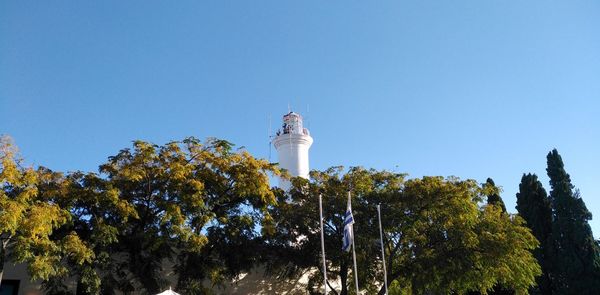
[
  {"left": 349, "top": 192, "right": 360, "bottom": 295},
  {"left": 319, "top": 194, "right": 328, "bottom": 295},
  {"left": 377, "top": 204, "right": 389, "bottom": 295}
]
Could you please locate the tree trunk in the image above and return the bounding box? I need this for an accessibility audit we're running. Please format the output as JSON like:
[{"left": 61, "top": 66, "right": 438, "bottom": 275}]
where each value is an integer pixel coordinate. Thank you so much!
[{"left": 340, "top": 261, "right": 348, "bottom": 295}]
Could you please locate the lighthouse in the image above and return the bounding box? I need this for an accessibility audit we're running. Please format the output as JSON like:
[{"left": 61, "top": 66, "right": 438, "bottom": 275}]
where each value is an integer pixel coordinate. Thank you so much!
[{"left": 273, "top": 112, "right": 313, "bottom": 190}]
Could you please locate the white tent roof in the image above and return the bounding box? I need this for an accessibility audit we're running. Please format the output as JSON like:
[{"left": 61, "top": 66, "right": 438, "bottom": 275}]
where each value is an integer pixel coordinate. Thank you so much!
[{"left": 156, "top": 287, "right": 181, "bottom": 295}]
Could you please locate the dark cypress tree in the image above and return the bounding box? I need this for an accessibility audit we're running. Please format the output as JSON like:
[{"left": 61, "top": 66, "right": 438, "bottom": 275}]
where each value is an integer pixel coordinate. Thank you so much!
[
  {"left": 546, "top": 149, "right": 600, "bottom": 294},
  {"left": 516, "top": 173, "right": 553, "bottom": 294},
  {"left": 485, "top": 178, "right": 506, "bottom": 213},
  {"left": 482, "top": 178, "right": 513, "bottom": 295}
]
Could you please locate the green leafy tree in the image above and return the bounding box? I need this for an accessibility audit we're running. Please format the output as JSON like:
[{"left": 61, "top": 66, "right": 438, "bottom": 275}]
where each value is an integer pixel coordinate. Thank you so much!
[
  {"left": 546, "top": 149, "right": 600, "bottom": 293},
  {"left": 515, "top": 173, "right": 553, "bottom": 294},
  {"left": 382, "top": 176, "right": 539, "bottom": 295},
  {"left": 0, "top": 136, "right": 93, "bottom": 285},
  {"left": 267, "top": 168, "right": 540, "bottom": 295},
  {"left": 87, "top": 137, "right": 279, "bottom": 294},
  {"left": 36, "top": 137, "right": 279, "bottom": 295}
]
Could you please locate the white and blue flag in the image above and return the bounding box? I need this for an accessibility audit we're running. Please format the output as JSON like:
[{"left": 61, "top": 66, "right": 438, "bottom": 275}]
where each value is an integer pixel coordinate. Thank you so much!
[{"left": 342, "top": 198, "right": 355, "bottom": 252}]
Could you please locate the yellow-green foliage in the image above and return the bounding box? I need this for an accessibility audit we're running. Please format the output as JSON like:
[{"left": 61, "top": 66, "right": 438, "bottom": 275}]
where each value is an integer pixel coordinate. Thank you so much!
[
  {"left": 269, "top": 169, "right": 541, "bottom": 295},
  {"left": 388, "top": 176, "right": 541, "bottom": 294},
  {"left": 2, "top": 135, "right": 541, "bottom": 295},
  {"left": 0, "top": 136, "right": 93, "bottom": 281},
  {"left": 87, "top": 137, "right": 282, "bottom": 293}
]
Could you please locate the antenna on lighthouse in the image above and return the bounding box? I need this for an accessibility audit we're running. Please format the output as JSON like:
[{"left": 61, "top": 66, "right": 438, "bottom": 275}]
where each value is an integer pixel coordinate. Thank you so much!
[
  {"left": 268, "top": 115, "right": 273, "bottom": 162},
  {"left": 288, "top": 113, "right": 293, "bottom": 154},
  {"left": 306, "top": 104, "right": 311, "bottom": 130}
]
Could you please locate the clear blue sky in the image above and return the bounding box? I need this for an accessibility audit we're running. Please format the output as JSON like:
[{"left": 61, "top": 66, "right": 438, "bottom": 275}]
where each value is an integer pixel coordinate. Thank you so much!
[{"left": 1, "top": 1, "right": 599, "bottom": 236}]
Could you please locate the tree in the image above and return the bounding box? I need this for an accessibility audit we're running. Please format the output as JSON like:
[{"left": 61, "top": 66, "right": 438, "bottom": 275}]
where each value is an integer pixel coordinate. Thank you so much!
[
  {"left": 484, "top": 178, "right": 506, "bottom": 213},
  {"left": 0, "top": 136, "right": 93, "bottom": 285},
  {"left": 267, "top": 168, "right": 541, "bottom": 295},
  {"left": 515, "top": 173, "right": 553, "bottom": 294},
  {"left": 546, "top": 149, "right": 600, "bottom": 293},
  {"left": 382, "top": 176, "right": 539, "bottom": 295},
  {"left": 72, "top": 137, "right": 279, "bottom": 294}
]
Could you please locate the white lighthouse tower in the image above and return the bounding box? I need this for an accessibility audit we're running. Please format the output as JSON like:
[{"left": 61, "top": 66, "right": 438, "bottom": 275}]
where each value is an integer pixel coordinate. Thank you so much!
[{"left": 273, "top": 111, "right": 313, "bottom": 190}]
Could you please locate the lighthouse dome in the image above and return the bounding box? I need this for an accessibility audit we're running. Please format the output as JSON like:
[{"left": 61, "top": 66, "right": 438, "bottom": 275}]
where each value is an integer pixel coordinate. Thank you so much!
[{"left": 281, "top": 112, "right": 309, "bottom": 136}]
